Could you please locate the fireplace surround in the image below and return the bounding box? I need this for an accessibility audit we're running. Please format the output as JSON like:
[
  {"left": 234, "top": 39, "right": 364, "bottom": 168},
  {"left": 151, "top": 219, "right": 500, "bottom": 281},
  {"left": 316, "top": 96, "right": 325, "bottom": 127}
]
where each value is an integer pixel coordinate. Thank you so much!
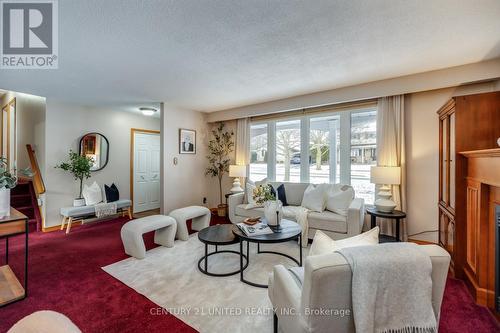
[{"left": 461, "top": 148, "right": 500, "bottom": 315}]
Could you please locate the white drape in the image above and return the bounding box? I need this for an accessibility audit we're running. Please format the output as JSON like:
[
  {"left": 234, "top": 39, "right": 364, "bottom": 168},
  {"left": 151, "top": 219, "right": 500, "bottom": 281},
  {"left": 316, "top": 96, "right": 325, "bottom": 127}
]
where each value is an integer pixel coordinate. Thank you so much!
[
  {"left": 235, "top": 118, "right": 250, "bottom": 167},
  {"left": 376, "top": 95, "right": 407, "bottom": 240}
]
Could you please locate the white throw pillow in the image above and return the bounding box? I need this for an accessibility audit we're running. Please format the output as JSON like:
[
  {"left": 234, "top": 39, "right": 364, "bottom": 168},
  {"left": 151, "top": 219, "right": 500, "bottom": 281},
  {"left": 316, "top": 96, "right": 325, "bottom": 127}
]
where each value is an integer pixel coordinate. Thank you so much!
[
  {"left": 309, "top": 227, "right": 380, "bottom": 256},
  {"left": 326, "top": 186, "right": 355, "bottom": 216},
  {"left": 244, "top": 182, "right": 263, "bottom": 209},
  {"left": 301, "top": 184, "right": 327, "bottom": 212},
  {"left": 82, "top": 181, "right": 103, "bottom": 206},
  {"left": 243, "top": 180, "right": 255, "bottom": 204}
]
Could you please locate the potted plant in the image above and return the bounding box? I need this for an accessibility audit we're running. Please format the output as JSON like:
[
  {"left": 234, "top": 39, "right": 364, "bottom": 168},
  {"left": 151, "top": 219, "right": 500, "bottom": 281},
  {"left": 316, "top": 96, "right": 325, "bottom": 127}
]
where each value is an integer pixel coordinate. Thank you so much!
[
  {"left": 205, "top": 122, "right": 234, "bottom": 217},
  {"left": 0, "top": 158, "right": 18, "bottom": 218},
  {"left": 55, "top": 150, "right": 93, "bottom": 207},
  {"left": 0, "top": 158, "right": 32, "bottom": 218},
  {"left": 253, "top": 184, "right": 282, "bottom": 226}
]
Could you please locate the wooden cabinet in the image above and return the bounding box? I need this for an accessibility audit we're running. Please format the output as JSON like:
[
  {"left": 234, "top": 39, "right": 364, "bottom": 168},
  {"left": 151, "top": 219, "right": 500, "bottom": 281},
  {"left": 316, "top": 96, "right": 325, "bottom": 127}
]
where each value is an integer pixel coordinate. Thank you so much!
[
  {"left": 437, "top": 91, "right": 500, "bottom": 280},
  {"left": 438, "top": 99, "right": 456, "bottom": 270}
]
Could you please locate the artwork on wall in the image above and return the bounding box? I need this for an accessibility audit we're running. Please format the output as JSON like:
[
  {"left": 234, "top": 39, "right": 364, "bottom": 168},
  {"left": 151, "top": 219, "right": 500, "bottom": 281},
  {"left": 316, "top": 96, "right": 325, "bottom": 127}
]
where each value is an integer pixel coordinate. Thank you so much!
[{"left": 179, "top": 128, "right": 196, "bottom": 154}]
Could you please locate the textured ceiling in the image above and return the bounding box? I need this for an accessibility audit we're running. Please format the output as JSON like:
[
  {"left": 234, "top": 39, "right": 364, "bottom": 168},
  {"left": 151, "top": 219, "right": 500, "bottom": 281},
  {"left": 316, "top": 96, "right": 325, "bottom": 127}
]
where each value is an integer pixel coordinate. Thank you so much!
[{"left": 0, "top": 0, "right": 499, "bottom": 112}]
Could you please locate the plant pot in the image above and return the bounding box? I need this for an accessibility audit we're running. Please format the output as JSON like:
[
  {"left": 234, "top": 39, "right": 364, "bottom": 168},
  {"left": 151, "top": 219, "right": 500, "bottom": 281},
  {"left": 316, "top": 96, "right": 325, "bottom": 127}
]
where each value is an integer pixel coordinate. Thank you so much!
[
  {"left": 0, "top": 188, "right": 10, "bottom": 218},
  {"left": 264, "top": 200, "right": 283, "bottom": 226},
  {"left": 73, "top": 198, "right": 86, "bottom": 207},
  {"left": 217, "top": 204, "right": 227, "bottom": 217}
]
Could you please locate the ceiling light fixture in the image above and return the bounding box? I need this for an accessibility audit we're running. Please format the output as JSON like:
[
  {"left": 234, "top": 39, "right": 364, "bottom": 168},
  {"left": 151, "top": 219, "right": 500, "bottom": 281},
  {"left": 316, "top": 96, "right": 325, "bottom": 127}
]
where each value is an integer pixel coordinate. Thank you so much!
[{"left": 140, "top": 107, "right": 157, "bottom": 116}]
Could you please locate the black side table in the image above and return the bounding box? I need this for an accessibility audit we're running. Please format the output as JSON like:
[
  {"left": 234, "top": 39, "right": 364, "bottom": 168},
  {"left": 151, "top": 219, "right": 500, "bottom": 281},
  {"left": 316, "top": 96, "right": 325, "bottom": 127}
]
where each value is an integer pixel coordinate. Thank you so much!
[
  {"left": 197, "top": 224, "right": 248, "bottom": 277},
  {"left": 366, "top": 206, "right": 406, "bottom": 242}
]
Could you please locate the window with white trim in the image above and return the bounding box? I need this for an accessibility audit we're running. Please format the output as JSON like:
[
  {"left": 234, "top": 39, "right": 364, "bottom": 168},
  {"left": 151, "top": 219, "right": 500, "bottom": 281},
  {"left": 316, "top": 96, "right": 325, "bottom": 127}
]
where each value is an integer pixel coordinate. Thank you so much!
[{"left": 249, "top": 106, "right": 377, "bottom": 204}]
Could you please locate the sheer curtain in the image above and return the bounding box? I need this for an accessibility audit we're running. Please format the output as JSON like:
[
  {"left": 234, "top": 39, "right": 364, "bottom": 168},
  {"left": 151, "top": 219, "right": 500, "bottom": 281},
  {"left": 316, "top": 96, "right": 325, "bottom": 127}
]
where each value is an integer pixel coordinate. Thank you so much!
[
  {"left": 376, "top": 95, "right": 407, "bottom": 240},
  {"left": 235, "top": 118, "right": 250, "bottom": 167}
]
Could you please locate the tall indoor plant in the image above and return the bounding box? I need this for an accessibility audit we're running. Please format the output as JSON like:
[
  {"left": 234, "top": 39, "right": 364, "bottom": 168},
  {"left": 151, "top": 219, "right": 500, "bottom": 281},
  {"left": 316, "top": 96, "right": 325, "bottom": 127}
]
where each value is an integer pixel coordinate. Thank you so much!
[
  {"left": 205, "top": 122, "right": 234, "bottom": 216},
  {"left": 55, "top": 150, "right": 93, "bottom": 207}
]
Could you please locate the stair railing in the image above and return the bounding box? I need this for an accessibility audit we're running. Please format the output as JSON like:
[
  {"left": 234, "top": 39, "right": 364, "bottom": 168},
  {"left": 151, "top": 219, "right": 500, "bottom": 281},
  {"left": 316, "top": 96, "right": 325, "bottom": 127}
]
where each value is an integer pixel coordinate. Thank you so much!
[{"left": 26, "top": 144, "right": 46, "bottom": 196}]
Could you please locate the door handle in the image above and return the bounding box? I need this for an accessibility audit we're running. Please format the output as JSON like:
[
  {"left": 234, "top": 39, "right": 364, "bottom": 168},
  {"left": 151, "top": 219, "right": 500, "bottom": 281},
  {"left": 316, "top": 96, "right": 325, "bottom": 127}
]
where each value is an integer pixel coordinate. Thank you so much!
[{"left": 152, "top": 174, "right": 158, "bottom": 179}]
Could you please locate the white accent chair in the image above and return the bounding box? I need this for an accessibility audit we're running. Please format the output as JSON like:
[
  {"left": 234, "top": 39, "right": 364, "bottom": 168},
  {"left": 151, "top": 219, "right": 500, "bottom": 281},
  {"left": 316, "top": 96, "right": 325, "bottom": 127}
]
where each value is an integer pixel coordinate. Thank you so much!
[
  {"left": 169, "top": 206, "right": 211, "bottom": 241},
  {"left": 268, "top": 244, "right": 450, "bottom": 333},
  {"left": 120, "top": 215, "right": 177, "bottom": 259}
]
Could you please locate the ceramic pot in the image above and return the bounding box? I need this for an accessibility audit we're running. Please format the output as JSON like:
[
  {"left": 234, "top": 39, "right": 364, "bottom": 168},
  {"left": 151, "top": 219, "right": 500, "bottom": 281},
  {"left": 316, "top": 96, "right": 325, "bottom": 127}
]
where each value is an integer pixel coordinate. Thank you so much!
[
  {"left": 264, "top": 200, "right": 283, "bottom": 226},
  {"left": 73, "top": 198, "right": 86, "bottom": 207},
  {"left": 0, "top": 188, "right": 10, "bottom": 218}
]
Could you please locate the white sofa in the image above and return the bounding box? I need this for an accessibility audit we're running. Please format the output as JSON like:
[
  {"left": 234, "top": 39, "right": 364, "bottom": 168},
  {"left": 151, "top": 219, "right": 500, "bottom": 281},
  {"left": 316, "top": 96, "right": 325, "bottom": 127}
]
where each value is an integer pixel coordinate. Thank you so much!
[
  {"left": 228, "top": 182, "right": 365, "bottom": 241},
  {"left": 268, "top": 244, "right": 451, "bottom": 333}
]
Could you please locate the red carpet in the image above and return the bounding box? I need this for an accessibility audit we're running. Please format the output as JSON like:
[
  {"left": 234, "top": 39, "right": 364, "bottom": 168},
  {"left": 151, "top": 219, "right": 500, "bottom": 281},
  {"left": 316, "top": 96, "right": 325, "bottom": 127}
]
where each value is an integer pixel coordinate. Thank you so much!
[{"left": 0, "top": 217, "right": 499, "bottom": 333}]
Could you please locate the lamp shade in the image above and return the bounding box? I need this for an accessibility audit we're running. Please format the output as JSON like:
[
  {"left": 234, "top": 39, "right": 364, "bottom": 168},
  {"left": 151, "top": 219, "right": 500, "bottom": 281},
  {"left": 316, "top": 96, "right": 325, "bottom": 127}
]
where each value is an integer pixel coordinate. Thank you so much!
[
  {"left": 370, "top": 166, "right": 401, "bottom": 185},
  {"left": 229, "top": 165, "right": 247, "bottom": 178}
]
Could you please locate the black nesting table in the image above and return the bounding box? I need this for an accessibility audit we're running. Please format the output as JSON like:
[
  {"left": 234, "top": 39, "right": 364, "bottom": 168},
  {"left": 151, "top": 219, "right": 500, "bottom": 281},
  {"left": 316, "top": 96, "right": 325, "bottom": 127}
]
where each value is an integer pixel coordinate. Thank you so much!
[
  {"left": 197, "top": 224, "right": 248, "bottom": 277},
  {"left": 232, "top": 219, "right": 302, "bottom": 288},
  {"left": 366, "top": 206, "right": 406, "bottom": 242}
]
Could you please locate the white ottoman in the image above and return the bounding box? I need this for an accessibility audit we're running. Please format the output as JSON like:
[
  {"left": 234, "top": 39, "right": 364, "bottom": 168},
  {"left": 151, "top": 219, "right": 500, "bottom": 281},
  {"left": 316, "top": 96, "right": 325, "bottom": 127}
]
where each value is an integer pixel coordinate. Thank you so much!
[
  {"left": 8, "top": 311, "right": 81, "bottom": 333},
  {"left": 120, "top": 215, "right": 177, "bottom": 259},
  {"left": 169, "top": 206, "right": 211, "bottom": 241}
]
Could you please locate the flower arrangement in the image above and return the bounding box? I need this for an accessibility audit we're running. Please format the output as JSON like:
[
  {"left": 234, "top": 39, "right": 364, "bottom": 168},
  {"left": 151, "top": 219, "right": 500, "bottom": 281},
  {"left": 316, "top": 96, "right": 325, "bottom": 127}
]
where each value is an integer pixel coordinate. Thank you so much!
[{"left": 252, "top": 184, "right": 276, "bottom": 205}]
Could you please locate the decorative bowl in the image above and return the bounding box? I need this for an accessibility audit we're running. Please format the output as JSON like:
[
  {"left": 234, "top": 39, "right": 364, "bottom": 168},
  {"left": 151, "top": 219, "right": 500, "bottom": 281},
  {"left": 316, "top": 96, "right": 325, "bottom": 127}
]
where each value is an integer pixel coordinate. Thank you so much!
[{"left": 243, "top": 217, "right": 260, "bottom": 225}]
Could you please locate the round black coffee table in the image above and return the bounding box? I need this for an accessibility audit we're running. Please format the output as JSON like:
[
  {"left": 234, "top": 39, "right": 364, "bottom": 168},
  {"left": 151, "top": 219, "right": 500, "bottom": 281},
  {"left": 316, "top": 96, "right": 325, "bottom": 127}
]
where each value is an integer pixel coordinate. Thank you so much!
[
  {"left": 198, "top": 224, "right": 248, "bottom": 277},
  {"left": 232, "top": 219, "right": 302, "bottom": 288}
]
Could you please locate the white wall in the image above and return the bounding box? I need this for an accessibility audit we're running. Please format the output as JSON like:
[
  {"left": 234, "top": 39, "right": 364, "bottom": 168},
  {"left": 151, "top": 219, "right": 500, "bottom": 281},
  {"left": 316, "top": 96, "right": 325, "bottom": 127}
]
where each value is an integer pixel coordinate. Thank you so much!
[
  {"left": 44, "top": 100, "right": 160, "bottom": 227},
  {"left": 161, "top": 106, "right": 210, "bottom": 213}
]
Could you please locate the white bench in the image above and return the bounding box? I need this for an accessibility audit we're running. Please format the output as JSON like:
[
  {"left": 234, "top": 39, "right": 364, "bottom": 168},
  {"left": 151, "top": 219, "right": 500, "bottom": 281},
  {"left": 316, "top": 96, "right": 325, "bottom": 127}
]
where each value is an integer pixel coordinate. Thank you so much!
[
  {"left": 120, "top": 215, "right": 177, "bottom": 259},
  {"left": 169, "top": 206, "right": 211, "bottom": 240},
  {"left": 60, "top": 199, "right": 132, "bottom": 234}
]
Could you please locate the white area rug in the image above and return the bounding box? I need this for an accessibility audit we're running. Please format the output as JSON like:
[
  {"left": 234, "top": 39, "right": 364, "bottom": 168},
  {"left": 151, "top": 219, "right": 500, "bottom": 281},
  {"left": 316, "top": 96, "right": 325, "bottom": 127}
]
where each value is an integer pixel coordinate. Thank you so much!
[{"left": 102, "top": 234, "right": 308, "bottom": 333}]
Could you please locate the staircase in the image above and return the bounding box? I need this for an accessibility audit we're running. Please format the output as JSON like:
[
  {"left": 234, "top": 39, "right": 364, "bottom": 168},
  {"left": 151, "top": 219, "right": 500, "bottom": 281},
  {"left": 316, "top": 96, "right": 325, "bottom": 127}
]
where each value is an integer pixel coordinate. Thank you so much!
[{"left": 11, "top": 180, "right": 41, "bottom": 232}]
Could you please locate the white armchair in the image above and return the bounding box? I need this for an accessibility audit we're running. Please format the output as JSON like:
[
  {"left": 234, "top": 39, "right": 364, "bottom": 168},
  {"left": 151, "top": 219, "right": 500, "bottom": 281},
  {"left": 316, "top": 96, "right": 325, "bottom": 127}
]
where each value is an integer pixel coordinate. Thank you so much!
[{"left": 268, "top": 244, "right": 450, "bottom": 333}]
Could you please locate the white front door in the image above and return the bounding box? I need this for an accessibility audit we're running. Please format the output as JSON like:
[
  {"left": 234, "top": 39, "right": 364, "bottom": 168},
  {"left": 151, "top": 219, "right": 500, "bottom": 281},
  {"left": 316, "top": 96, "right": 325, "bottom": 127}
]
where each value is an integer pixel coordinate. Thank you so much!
[{"left": 133, "top": 132, "right": 161, "bottom": 213}]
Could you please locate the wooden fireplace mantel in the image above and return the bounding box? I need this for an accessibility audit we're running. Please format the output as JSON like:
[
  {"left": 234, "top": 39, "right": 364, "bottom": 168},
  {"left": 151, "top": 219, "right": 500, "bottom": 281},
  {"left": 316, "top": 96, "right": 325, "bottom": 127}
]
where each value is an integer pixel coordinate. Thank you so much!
[
  {"left": 460, "top": 148, "right": 500, "bottom": 312},
  {"left": 461, "top": 148, "right": 500, "bottom": 158}
]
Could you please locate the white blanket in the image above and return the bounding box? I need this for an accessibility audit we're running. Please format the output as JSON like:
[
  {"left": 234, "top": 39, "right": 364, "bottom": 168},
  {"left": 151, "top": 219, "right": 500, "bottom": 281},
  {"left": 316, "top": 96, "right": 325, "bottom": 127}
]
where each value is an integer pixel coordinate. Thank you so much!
[
  {"left": 338, "top": 243, "right": 437, "bottom": 333},
  {"left": 283, "top": 206, "right": 309, "bottom": 247},
  {"left": 94, "top": 202, "right": 117, "bottom": 218}
]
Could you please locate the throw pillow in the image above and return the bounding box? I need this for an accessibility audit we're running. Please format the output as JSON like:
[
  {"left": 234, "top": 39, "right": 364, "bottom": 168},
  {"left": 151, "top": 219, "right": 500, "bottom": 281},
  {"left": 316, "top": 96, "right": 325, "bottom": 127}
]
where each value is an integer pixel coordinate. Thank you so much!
[
  {"left": 82, "top": 181, "right": 103, "bottom": 206},
  {"left": 326, "top": 186, "right": 355, "bottom": 216},
  {"left": 243, "top": 179, "right": 255, "bottom": 204},
  {"left": 244, "top": 182, "right": 262, "bottom": 209},
  {"left": 105, "top": 183, "right": 120, "bottom": 202},
  {"left": 301, "top": 184, "right": 327, "bottom": 212},
  {"left": 276, "top": 184, "right": 288, "bottom": 206},
  {"left": 309, "top": 227, "right": 380, "bottom": 256}
]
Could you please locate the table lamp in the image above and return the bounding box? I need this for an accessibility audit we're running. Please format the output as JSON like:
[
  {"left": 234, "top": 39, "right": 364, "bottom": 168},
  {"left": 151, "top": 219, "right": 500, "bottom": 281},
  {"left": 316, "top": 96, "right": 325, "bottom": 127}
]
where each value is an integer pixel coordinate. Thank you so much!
[
  {"left": 370, "top": 166, "right": 401, "bottom": 213},
  {"left": 229, "top": 165, "right": 247, "bottom": 193}
]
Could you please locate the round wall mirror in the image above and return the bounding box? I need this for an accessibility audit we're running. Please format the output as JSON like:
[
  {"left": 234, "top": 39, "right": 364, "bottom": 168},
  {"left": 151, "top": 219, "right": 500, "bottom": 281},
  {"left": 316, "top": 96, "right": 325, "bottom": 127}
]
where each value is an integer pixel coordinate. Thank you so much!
[{"left": 79, "top": 133, "right": 109, "bottom": 171}]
